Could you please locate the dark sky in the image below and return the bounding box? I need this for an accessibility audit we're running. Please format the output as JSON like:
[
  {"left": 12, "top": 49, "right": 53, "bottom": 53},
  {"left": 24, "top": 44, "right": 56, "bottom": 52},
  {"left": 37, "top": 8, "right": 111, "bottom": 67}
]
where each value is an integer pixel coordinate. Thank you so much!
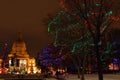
[
  {"left": 0, "top": 0, "right": 59, "bottom": 57},
  {"left": 0, "top": 0, "right": 119, "bottom": 57}
]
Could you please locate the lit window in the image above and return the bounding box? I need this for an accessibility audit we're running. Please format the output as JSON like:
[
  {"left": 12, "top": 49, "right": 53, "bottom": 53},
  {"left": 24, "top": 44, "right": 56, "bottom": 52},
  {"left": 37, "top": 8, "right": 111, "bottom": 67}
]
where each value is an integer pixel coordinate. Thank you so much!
[{"left": 9, "top": 60, "right": 11, "bottom": 64}]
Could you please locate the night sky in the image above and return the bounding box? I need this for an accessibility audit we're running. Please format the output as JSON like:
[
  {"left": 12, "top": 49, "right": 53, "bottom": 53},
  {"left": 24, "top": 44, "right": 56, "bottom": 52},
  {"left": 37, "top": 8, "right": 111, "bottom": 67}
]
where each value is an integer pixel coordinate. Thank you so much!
[
  {"left": 0, "top": 0, "right": 59, "bottom": 57},
  {"left": 0, "top": 0, "right": 119, "bottom": 57}
]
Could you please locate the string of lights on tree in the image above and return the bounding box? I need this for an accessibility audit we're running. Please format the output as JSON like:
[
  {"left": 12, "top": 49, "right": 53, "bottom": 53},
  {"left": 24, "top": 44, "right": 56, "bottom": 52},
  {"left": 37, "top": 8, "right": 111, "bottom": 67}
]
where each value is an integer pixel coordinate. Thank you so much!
[
  {"left": 48, "top": 0, "right": 119, "bottom": 57},
  {"left": 60, "top": 0, "right": 120, "bottom": 21},
  {"left": 48, "top": 10, "right": 94, "bottom": 53},
  {"left": 39, "top": 44, "right": 63, "bottom": 68},
  {"left": 48, "top": 0, "right": 118, "bottom": 53}
]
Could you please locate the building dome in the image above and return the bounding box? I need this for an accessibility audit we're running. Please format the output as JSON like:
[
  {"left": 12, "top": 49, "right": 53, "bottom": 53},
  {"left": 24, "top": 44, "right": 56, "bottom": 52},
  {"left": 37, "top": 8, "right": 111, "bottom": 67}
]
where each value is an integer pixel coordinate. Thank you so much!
[
  {"left": 8, "top": 32, "right": 29, "bottom": 58},
  {"left": 7, "top": 33, "right": 37, "bottom": 74},
  {"left": 12, "top": 33, "right": 26, "bottom": 52}
]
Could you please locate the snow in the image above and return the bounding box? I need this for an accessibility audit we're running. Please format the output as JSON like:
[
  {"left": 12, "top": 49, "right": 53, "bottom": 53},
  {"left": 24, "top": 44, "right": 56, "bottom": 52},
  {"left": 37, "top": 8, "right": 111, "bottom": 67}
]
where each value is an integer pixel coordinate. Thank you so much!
[{"left": 46, "top": 73, "right": 120, "bottom": 80}]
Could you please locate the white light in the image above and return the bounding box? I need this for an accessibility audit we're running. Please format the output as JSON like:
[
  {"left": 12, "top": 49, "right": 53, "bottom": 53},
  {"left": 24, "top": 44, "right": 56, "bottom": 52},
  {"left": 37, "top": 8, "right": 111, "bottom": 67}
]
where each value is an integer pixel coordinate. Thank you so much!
[{"left": 9, "top": 60, "right": 11, "bottom": 64}]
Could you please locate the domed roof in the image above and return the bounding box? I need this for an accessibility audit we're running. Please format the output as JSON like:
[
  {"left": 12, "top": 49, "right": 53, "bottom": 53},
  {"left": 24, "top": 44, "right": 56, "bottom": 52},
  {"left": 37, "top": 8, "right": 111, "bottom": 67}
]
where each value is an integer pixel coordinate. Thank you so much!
[
  {"left": 8, "top": 32, "right": 29, "bottom": 58},
  {"left": 12, "top": 32, "right": 26, "bottom": 52}
]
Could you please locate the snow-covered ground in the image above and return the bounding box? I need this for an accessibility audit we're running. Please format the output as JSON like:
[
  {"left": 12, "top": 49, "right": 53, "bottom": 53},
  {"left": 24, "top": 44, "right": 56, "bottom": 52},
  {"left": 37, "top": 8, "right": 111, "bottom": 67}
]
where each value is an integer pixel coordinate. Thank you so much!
[
  {"left": 0, "top": 73, "right": 119, "bottom": 80},
  {"left": 46, "top": 74, "right": 120, "bottom": 80}
]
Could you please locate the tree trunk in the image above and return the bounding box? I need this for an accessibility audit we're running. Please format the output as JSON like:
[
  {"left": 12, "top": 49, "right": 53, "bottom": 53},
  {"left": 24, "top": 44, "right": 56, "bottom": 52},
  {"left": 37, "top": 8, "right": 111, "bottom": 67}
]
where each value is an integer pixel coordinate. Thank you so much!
[
  {"left": 72, "top": 54, "right": 81, "bottom": 79},
  {"left": 96, "top": 46, "right": 103, "bottom": 80},
  {"left": 95, "top": 26, "right": 103, "bottom": 80},
  {"left": 81, "top": 60, "right": 85, "bottom": 80},
  {"left": 78, "top": 66, "right": 81, "bottom": 78}
]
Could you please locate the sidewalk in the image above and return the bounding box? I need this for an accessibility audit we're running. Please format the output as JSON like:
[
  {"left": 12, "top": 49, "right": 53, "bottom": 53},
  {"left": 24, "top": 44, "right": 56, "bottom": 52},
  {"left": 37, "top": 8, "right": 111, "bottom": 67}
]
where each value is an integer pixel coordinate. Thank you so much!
[{"left": 45, "top": 74, "right": 120, "bottom": 80}]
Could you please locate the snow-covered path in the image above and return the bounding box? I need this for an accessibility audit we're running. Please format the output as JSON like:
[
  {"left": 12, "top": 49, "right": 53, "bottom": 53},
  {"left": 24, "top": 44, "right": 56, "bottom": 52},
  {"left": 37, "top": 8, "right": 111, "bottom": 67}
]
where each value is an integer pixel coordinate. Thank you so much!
[{"left": 46, "top": 74, "right": 120, "bottom": 80}]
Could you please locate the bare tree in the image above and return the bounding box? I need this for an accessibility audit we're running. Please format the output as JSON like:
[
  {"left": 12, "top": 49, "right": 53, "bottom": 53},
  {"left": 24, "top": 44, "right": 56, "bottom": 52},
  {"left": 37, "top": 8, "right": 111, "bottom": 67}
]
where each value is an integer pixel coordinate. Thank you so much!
[
  {"left": 59, "top": 0, "right": 118, "bottom": 80},
  {"left": 46, "top": 10, "right": 94, "bottom": 80}
]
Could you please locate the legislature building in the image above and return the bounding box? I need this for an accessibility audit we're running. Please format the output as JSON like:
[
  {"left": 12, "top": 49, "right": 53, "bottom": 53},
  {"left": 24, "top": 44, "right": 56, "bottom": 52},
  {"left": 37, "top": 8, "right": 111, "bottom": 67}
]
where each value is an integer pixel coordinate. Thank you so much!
[{"left": 0, "top": 33, "right": 37, "bottom": 74}]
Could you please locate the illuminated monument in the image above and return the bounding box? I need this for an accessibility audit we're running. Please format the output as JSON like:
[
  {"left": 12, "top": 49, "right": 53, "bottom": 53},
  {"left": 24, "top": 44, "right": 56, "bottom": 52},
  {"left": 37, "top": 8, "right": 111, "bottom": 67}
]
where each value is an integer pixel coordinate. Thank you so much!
[{"left": 8, "top": 33, "right": 37, "bottom": 74}]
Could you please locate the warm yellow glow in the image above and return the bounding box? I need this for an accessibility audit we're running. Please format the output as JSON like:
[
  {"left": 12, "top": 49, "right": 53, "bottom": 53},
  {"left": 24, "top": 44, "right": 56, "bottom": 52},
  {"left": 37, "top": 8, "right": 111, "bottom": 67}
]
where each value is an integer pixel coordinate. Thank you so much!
[
  {"left": 33, "top": 67, "right": 37, "bottom": 74},
  {"left": 27, "top": 67, "right": 38, "bottom": 74},
  {"left": 37, "top": 68, "right": 41, "bottom": 74},
  {"left": 0, "top": 68, "right": 2, "bottom": 74},
  {"left": 0, "top": 59, "right": 2, "bottom": 68},
  {"left": 51, "top": 70, "right": 56, "bottom": 76},
  {"left": 2, "top": 34, "right": 38, "bottom": 74},
  {"left": 27, "top": 67, "right": 31, "bottom": 74},
  {"left": 27, "top": 58, "right": 37, "bottom": 74},
  {"left": 109, "top": 63, "right": 119, "bottom": 70},
  {"left": 58, "top": 68, "right": 65, "bottom": 74}
]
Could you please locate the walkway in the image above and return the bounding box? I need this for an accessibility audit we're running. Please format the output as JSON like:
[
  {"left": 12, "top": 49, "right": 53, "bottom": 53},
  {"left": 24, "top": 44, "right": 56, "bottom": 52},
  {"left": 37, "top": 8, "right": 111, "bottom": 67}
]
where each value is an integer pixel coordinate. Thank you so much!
[{"left": 45, "top": 74, "right": 120, "bottom": 80}]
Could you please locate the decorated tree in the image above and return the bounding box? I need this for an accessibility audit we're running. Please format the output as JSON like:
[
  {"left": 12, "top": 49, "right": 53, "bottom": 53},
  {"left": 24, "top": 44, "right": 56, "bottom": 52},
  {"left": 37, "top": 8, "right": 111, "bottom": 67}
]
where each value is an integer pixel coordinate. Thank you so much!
[
  {"left": 44, "top": 1, "right": 119, "bottom": 80},
  {"left": 47, "top": 10, "right": 94, "bottom": 79},
  {"left": 39, "top": 44, "right": 63, "bottom": 70},
  {"left": 59, "top": 0, "right": 119, "bottom": 80},
  {"left": 101, "top": 29, "right": 120, "bottom": 72}
]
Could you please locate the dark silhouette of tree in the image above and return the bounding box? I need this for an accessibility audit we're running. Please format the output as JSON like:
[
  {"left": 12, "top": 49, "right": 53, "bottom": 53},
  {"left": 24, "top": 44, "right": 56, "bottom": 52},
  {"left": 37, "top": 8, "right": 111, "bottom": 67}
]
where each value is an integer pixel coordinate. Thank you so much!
[
  {"left": 59, "top": 0, "right": 119, "bottom": 80},
  {"left": 42, "top": 1, "right": 120, "bottom": 80},
  {"left": 47, "top": 10, "right": 94, "bottom": 79}
]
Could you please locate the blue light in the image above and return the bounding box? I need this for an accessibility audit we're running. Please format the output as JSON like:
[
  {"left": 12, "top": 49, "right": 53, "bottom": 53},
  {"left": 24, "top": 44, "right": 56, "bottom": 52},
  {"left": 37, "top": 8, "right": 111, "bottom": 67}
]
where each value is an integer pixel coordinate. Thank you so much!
[{"left": 113, "top": 58, "right": 118, "bottom": 63}]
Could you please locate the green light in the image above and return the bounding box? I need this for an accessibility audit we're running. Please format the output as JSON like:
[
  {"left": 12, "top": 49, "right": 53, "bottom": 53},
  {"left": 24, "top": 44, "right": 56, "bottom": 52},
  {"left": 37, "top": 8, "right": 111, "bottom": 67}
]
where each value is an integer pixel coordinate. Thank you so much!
[
  {"left": 87, "top": 13, "right": 89, "bottom": 17},
  {"left": 96, "top": 4, "right": 101, "bottom": 6},
  {"left": 81, "top": 4, "right": 85, "bottom": 7},
  {"left": 109, "top": 11, "right": 112, "bottom": 15},
  {"left": 105, "top": 11, "right": 113, "bottom": 16},
  {"left": 72, "top": 44, "right": 76, "bottom": 52},
  {"left": 48, "top": 26, "right": 50, "bottom": 32}
]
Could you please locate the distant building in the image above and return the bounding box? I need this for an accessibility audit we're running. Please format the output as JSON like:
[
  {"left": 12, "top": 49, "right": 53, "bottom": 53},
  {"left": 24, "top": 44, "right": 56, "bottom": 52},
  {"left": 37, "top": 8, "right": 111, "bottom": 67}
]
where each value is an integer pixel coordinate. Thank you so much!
[
  {"left": 0, "top": 59, "right": 2, "bottom": 73},
  {"left": 1, "top": 33, "right": 37, "bottom": 74}
]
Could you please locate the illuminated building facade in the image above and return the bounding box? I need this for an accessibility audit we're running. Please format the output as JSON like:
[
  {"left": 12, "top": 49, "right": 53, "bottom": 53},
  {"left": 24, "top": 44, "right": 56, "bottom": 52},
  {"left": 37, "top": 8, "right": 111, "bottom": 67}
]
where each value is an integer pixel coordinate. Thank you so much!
[
  {"left": 8, "top": 33, "right": 37, "bottom": 74},
  {"left": 0, "top": 59, "right": 2, "bottom": 73}
]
